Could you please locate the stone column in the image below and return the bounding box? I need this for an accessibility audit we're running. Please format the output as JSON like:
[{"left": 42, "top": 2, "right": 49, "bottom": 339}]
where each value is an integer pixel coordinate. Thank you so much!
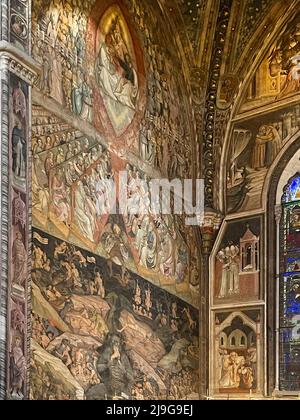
[
  {"left": 199, "top": 209, "right": 223, "bottom": 399},
  {"left": 256, "top": 315, "right": 262, "bottom": 395},
  {"left": 0, "top": 0, "right": 38, "bottom": 400},
  {"left": 274, "top": 204, "right": 282, "bottom": 392}
]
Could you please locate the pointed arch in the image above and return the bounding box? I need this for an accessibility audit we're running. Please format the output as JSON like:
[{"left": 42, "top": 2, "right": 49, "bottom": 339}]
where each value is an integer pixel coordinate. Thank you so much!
[{"left": 217, "top": 1, "right": 300, "bottom": 214}]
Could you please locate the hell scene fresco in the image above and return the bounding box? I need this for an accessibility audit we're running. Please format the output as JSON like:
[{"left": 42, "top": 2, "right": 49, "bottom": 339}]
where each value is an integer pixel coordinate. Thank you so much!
[
  {"left": 214, "top": 310, "right": 262, "bottom": 396},
  {"left": 30, "top": 229, "right": 199, "bottom": 400},
  {"left": 31, "top": 0, "right": 194, "bottom": 179},
  {"left": 214, "top": 218, "right": 261, "bottom": 305}
]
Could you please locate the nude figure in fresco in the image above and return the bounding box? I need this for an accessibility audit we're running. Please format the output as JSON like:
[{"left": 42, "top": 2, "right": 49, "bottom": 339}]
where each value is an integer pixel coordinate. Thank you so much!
[{"left": 12, "top": 120, "right": 26, "bottom": 182}]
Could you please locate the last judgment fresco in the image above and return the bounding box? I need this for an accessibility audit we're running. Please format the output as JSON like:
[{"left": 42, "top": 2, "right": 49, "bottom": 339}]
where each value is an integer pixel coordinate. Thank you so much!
[
  {"left": 28, "top": 0, "right": 200, "bottom": 401},
  {"left": 32, "top": 105, "right": 200, "bottom": 306},
  {"left": 31, "top": 0, "right": 194, "bottom": 179},
  {"left": 1, "top": 0, "right": 300, "bottom": 403}
]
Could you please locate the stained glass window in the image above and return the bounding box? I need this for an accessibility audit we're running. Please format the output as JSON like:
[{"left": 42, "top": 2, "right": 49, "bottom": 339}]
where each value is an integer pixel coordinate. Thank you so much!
[{"left": 279, "top": 173, "right": 300, "bottom": 391}]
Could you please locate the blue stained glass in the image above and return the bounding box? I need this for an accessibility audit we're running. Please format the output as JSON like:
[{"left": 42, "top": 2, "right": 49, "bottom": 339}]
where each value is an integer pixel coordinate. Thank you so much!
[
  {"left": 287, "top": 302, "right": 300, "bottom": 315},
  {"left": 286, "top": 256, "right": 300, "bottom": 273},
  {"left": 284, "top": 175, "right": 300, "bottom": 203},
  {"left": 280, "top": 174, "right": 300, "bottom": 391}
]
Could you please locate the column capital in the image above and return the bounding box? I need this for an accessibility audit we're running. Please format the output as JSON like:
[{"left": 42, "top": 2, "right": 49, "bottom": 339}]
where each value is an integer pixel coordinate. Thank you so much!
[
  {"left": 200, "top": 208, "right": 223, "bottom": 231},
  {"left": 199, "top": 208, "right": 223, "bottom": 254}
]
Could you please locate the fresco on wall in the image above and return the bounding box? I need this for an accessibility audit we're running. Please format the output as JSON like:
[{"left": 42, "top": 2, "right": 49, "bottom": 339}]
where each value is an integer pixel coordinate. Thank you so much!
[
  {"left": 227, "top": 104, "right": 300, "bottom": 213},
  {"left": 32, "top": 0, "right": 193, "bottom": 179},
  {"left": 95, "top": 4, "right": 139, "bottom": 134},
  {"left": 126, "top": 0, "right": 193, "bottom": 178},
  {"left": 213, "top": 310, "right": 262, "bottom": 395},
  {"left": 8, "top": 74, "right": 30, "bottom": 400},
  {"left": 30, "top": 0, "right": 199, "bottom": 400},
  {"left": 32, "top": 0, "right": 95, "bottom": 106},
  {"left": 240, "top": 13, "right": 300, "bottom": 112},
  {"left": 32, "top": 105, "right": 199, "bottom": 306},
  {"left": 30, "top": 229, "right": 199, "bottom": 400},
  {"left": 214, "top": 218, "right": 261, "bottom": 305}
]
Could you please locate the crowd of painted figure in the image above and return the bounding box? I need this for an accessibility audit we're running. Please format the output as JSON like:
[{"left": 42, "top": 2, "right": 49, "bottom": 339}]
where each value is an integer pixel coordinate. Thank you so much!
[
  {"left": 32, "top": 0, "right": 193, "bottom": 178},
  {"left": 32, "top": 108, "right": 192, "bottom": 286},
  {"left": 30, "top": 237, "right": 199, "bottom": 400},
  {"left": 32, "top": 0, "right": 94, "bottom": 121},
  {"left": 32, "top": 114, "right": 113, "bottom": 235},
  {"left": 124, "top": 164, "right": 189, "bottom": 282},
  {"left": 128, "top": 0, "right": 192, "bottom": 178}
]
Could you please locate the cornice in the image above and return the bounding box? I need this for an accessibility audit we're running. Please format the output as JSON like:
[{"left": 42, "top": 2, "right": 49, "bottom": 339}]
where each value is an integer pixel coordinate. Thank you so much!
[{"left": 0, "top": 41, "right": 40, "bottom": 85}]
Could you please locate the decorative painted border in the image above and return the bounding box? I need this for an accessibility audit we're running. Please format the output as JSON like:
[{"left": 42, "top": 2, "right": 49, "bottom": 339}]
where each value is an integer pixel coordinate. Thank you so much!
[
  {"left": 203, "top": 0, "right": 232, "bottom": 207},
  {"left": 9, "top": 0, "right": 30, "bottom": 53},
  {"left": 0, "top": 41, "right": 37, "bottom": 399},
  {"left": 6, "top": 71, "right": 30, "bottom": 400}
]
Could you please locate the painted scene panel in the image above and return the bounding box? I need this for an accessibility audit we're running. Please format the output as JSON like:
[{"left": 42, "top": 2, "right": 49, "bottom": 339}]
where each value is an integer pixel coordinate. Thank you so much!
[
  {"left": 214, "top": 310, "right": 262, "bottom": 396},
  {"left": 214, "top": 218, "right": 262, "bottom": 305}
]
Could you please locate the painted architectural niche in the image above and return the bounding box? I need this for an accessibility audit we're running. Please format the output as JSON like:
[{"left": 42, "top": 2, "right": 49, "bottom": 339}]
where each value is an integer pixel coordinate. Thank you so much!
[
  {"left": 214, "top": 218, "right": 261, "bottom": 305},
  {"left": 213, "top": 310, "right": 262, "bottom": 396}
]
